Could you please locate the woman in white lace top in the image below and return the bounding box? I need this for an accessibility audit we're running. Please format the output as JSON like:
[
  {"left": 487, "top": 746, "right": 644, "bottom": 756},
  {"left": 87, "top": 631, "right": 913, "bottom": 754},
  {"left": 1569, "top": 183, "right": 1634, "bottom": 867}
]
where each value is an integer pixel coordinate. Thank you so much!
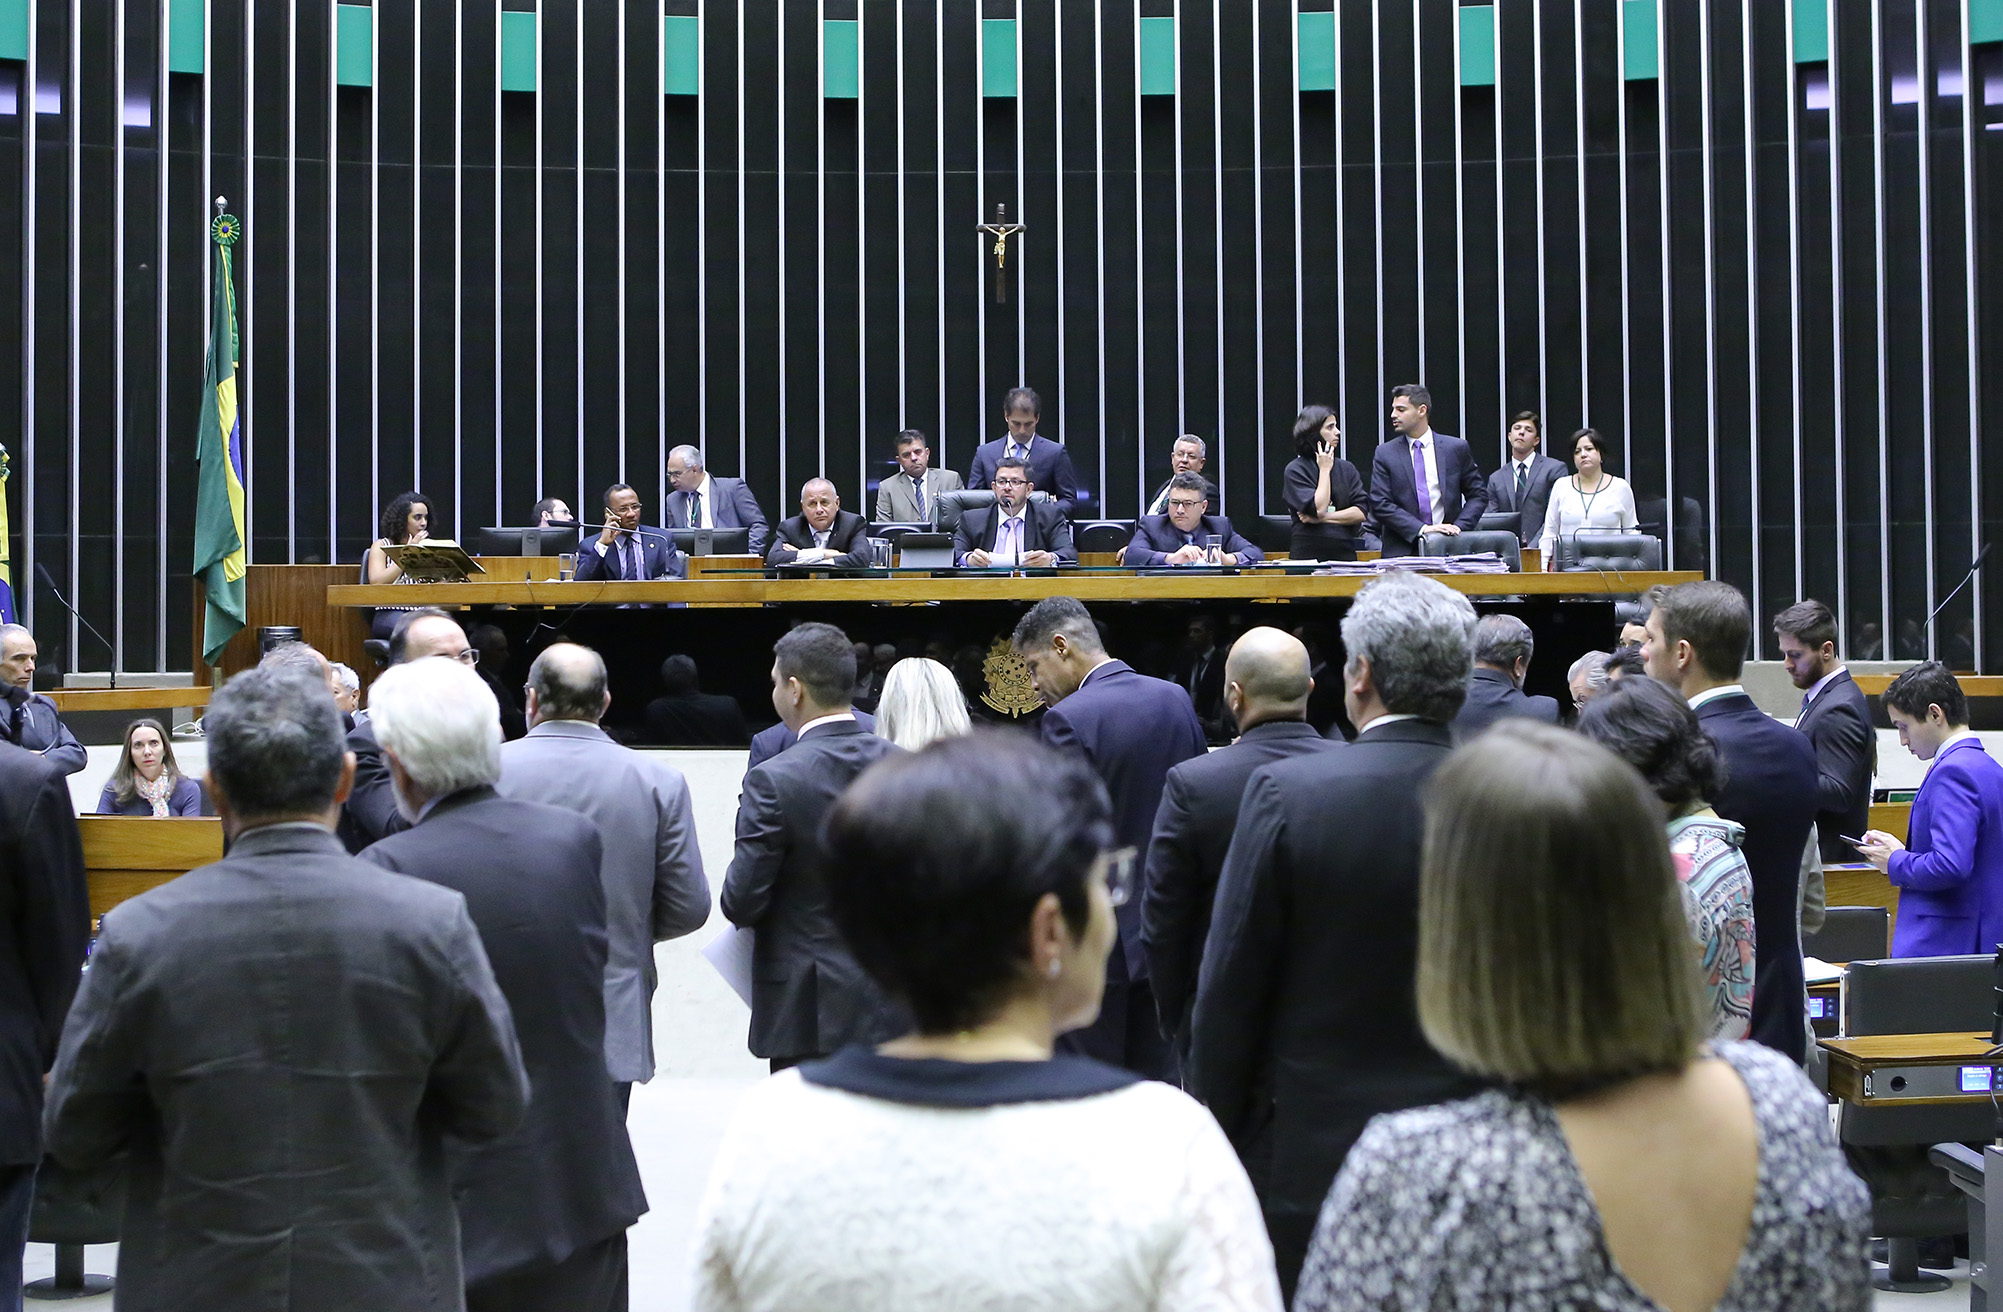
[
  {"left": 1294, "top": 724, "right": 1869, "bottom": 1312},
  {"left": 1539, "top": 427, "right": 1639, "bottom": 566},
  {"left": 692, "top": 733, "right": 1281, "bottom": 1312}
]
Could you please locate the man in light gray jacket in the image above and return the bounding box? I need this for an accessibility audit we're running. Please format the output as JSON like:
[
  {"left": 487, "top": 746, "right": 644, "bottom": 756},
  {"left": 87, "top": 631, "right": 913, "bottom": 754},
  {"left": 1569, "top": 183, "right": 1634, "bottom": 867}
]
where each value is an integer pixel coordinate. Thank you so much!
[{"left": 498, "top": 642, "right": 711, "bottom": 1103}]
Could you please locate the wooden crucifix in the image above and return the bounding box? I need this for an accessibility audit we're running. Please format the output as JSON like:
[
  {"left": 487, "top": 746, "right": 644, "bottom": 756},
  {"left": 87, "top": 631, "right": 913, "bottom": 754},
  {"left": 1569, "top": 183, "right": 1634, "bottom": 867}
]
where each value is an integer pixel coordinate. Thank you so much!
[{"left": 977, "top": 203, "right": 1026, "bottom": 304}]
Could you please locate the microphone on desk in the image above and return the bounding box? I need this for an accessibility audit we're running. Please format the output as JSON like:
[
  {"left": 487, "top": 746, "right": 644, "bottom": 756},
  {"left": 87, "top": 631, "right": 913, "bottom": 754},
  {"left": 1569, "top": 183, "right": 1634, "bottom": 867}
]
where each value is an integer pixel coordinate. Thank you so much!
[
  {"left": 1924, "top": 542, "right": 1990, "bottom": 647},
  {"left": 35, "top": 562, "right": 117, "bottom": 689}
]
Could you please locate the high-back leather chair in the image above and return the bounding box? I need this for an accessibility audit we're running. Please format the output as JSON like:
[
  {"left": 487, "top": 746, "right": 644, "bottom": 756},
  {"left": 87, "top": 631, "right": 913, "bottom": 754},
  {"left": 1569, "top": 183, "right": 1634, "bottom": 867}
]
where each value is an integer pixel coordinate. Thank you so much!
[
  {"left": 1804, "top": 906, "right": 1892, "bottom": 964},
  {"left": 1076, "top": 521, "right": 1134, "bottom": 555},
  {"left": 935, "top": 489, "right": 1050, "bottom": 535},
  {"left": 1418, "top": 529, "right": 1522, "bottom": 573},
  {"left": 1840, "top": 954, "right": 1995, "bottom": 1292},
  {"left": 1550, "top": 531, "right": 1663, "bottom": 573}
]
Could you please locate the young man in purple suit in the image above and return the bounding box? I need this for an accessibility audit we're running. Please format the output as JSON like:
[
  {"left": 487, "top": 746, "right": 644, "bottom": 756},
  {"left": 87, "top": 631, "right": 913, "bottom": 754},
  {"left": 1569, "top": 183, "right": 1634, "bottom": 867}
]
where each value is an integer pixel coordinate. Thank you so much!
[
  {"left": 1857, "top": 662, "right": 2003, "bottom": 958},
  {"left": 1365, "top": 383, "right": 1490, "bottom": 557}
]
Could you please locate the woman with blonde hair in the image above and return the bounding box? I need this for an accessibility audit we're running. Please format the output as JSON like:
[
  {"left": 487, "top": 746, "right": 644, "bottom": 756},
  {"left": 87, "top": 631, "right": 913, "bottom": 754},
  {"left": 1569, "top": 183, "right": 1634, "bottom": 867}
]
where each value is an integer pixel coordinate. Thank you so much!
[
  {"left": 1294, "top": 722, "right": 1868, "bottom": 1311},
  {"left": 97, "top": 718, "right": 204, "bottom": 816},
  {"left": 873, "top": 657, "right": 972, "bottom": 751}
]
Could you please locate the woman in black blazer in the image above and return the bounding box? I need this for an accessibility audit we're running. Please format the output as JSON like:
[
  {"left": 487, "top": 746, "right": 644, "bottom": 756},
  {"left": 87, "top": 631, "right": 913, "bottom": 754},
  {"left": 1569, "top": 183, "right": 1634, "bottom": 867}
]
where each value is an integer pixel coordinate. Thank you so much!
[{"left": 1281, "top": 405, "right": 1366, "bottom": 562}]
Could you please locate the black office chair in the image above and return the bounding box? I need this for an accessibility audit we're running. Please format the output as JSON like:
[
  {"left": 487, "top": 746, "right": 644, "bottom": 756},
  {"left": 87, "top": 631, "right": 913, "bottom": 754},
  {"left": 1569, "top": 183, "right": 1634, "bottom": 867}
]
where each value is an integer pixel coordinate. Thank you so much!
[
  {"left": 1076, "top": 521, "right": 1135, "bottom": 554},
  {"left": 1253, "top": 515, "right": 1298, "bottom": 554},
  {"left": 1477, "top": 511, "right": 1523, "bottom": 538},
  {"left": 1803, "top": 906, "right": 1891, "bottom": 964},
  {"left": 934, "top": 489, "right": 1050, "bottom": 535},
  {"left": 1418, "top": 529, "right": 1521, "bottom": 573},
  {"left": 26, "top": 1157, "right": 121, "bottom": 1297},
  {"left": 1841, "top": 954, "right": 1995, "bottom": 1292},
  {"left": 1550, "top": 531, "right": 1663, "bottom": 573}
]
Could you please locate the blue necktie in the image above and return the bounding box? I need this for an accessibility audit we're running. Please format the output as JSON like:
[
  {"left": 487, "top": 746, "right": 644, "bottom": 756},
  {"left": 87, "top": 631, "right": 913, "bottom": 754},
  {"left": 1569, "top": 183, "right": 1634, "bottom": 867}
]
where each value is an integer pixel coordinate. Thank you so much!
[{"left": 624, "top": 536, "right": 643, "bottom": 580}]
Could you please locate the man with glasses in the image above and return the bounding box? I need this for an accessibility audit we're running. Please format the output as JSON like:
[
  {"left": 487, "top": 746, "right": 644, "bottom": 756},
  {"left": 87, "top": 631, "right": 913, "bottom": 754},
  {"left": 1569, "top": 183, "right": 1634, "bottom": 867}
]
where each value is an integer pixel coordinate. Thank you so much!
[
  {"left": 951, "top": 456, "right": 1077, "bottom": 568},
  {"left": 1123, "top": 472, "right": 1263, "bottom": 568},
  {"left": 574, "top": 483, "right": 686, "bottom": 581}
]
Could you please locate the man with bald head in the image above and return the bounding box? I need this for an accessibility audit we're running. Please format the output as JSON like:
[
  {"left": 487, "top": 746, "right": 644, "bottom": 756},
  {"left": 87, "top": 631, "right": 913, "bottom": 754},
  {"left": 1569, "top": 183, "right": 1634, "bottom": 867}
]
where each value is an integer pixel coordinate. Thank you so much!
[
  {"left": 765, "top": 478, "right": 871, "bottom": 569},
  {"left": 498, "top": 642, "right": 710, "bottom": 1107},
  {"left": 1141, "top": 625, "right": 1335, "bottom": 1061}
]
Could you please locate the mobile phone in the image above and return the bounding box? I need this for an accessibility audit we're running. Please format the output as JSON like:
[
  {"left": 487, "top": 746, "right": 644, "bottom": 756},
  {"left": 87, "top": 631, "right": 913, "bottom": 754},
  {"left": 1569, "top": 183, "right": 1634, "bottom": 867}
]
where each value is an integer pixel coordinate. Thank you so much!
[{"left": 1839, "top": 834, "right": 1867, "bottom": 847}]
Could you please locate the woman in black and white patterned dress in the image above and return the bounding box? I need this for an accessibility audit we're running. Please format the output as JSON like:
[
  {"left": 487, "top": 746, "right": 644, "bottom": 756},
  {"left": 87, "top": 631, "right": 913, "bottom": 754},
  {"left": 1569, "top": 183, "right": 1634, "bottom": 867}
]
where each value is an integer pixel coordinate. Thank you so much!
[{"left": 1295, "top": 722, "right": 1870, "bottom": 1312}]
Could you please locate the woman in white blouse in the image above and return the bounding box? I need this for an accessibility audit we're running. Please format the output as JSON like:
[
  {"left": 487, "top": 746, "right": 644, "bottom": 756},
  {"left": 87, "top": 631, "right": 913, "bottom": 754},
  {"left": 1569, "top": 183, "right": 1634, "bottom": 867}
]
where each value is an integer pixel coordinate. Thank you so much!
[
  {"left": 1539, "top": 428, "right": 1639, "bottom": 568},
  {"left": 692, "top": 733, "right": 1282, "bottom": 1312}
]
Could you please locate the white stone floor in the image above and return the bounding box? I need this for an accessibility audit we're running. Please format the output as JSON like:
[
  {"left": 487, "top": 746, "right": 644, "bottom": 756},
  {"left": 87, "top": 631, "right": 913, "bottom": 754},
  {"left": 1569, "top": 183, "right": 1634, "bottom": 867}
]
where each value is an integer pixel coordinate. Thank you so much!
[{"left": 25, "top": 748, "right": 1982, "bottom": 1309}]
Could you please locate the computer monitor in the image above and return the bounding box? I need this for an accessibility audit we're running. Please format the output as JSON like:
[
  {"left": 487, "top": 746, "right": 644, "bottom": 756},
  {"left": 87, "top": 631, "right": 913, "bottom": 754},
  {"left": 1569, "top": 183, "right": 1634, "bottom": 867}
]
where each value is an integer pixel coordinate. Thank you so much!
[
  {"left": 669, "top": 527, "right": 752, "bottom": 557},
  {"left": 476, "top": 524, "right": 580, "bottom": 556}
]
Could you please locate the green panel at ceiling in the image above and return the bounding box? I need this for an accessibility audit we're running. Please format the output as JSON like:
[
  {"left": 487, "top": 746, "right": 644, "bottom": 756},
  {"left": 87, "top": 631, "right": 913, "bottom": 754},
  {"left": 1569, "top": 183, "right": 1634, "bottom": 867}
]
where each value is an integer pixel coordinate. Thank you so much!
[
  {"left": 823, "top": 19, "right": 857, "bottom": 99},
  {"left": 662, "top": 14, "right": 697, "bottom": 95},
  {"left": 501, "top": 11, "right": 536, "bottom": 93},
  {"left": 1140, "top": 16, "right": 1175, "bottom": 95},
  {"left": 0, "top": 0, "right": 28, "bottom": 62},
  {"left": 1624, "top": 0, "right": 1657, "bottom": 79},
  {"left": 336, "top": 4, "right": 371, "bottom": 88},
  {"left": 982, "top": 18, "right": 1015, "bottom": 98},
  {"left": 1974, "top": 0, "right": 2003, "bottom": 44},
  {"left": 167, "top": 0, "right": 204, "bottom": 74},
  {"left": 1459, "top": 6, "right": 1494, "bottom": 87},
  {"left": 1297, "top": 11, "right": 1334, "bottom": 93},
  {"left": 1791, "top": 0, "right": 1827, "bottom": 63}
]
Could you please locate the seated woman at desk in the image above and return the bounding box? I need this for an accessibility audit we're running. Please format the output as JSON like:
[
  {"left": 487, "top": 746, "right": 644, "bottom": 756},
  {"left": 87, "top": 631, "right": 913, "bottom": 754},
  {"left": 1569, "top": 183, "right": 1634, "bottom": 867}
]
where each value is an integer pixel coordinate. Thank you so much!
[
  {"left": 1281, "top": 405, "right": 1366, "bottom": 562},
  {"left": 1294, "top": 722, "right": 1870, "bottom": 1312},
  {"left": 1537, "top": 428, "right": 1639, "bottom": 567},
  {"left": 98, "top": 718, "right": 204, "bottom": 817},
  {"left": 364, "top": 490, "right": 432, "bottom": 638}
]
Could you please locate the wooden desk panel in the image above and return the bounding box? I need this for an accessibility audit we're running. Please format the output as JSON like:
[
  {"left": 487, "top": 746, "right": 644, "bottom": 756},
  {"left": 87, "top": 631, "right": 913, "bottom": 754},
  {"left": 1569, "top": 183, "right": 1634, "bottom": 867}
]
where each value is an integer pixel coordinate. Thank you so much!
[
  {"left": 1822, "top": 1032, "right": 2000, "bottom": 1106},
  {"left": 328, "top": 569, "right": 1702, "bottom": 609},
  {"left": 79, "top": 815, "right": 224, "bottom": 919},
  {"left": 45, "top": 687, "right": 212, "bottom": 714},
  {"left": 1825, "top": 865, "right": 1900, "bottom": 922},
  {"left": 1853, "top": 674, "right": 2003, "bottom": 696}
]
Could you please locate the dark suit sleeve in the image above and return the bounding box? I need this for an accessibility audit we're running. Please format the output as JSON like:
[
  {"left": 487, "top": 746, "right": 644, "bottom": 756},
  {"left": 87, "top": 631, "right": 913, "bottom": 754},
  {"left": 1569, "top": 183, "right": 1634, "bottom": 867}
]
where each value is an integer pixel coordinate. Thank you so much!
[
  {"left": 1125, "top": 523, "right": 1170, "bottom": 569},
  {"left": 1188, "top": 770, "right": 1288, "bottom": 1141},
  {"left": 967, "top": 445, "right": 993, "bottom": 491},
  {"left": 1367, "top": 444, "right": 1426, "bottom": 544},
  {"left": 652, "top": 772, "right": 712, "bottom": 940},
  {"left": 1280, "top": 458, "right": 1317, "bottom": 520},
  {"left": 720, "top": 765, "right": 787, "bottom": 927},
  {"left": 1808, "top": 699, "right": 1874, "bottom": 818},
  {"left": 18, "top": 767, "right": 90, "bottom": 1066},
  {"left": 1141, "top": 768, "right": 1203, "bottom": 1037},
  {"left": 730, "top": 482, "right": 770, "bottom": 557},
  {"left": 764, "top": 520, "right": 801, "bottom": 567},
  {"left": 342, "top": 723, "right": 411, "bottom": 851},
  {"left": 571, "top": 533, "right": 613, "bottom": 581},
  {"left": 35, "top": 705, "right": 87, "bottom": 775},
  {"left": 829, "top": 516, "right": 872, "bottom": 569},
  {"left": 425, "top": 898, "right": 531, "bottom": 1144},
  {"left": 1451, "top": 442, "right": 1490, "bottom": 529},
  {"left": 1045, "top": 508, "right": 1078, "bottom": 564},
  {"left": 42, "top": 923, "right": 145, "bottom": 1168},
  {"left": 951, "top": 512, "right": 981, "bottom": 565},
  {"left": 1039, "top": 704, "right": 1080, "bottom": 756},
  {"left": 1046, "top": 445, "right": 1079, "bottom": 510}
]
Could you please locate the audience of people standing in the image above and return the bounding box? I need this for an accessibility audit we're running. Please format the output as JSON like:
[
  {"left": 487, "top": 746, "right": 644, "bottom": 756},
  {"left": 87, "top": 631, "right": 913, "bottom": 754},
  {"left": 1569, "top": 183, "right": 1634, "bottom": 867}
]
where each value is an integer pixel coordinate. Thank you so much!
[
  {"left": 1643, "top": 580, "right": 1818, "bottom": 1060},
  {"left": 362, "top": 656, "right": 646, "bottom": 1310},
  {"left": 1857, "top": 661, "right": 2003, "bottom": 957},
  {"left": 497, "top": 642, "right": 712, "bottom": 1108},
  {"left": 45, "top": 664, "right": 530, "bottom": 1310},
  {"left": 1013, "top": 597, "right": 1208, "bottom": 1082},
  {"left": 1292, "top": 723, "right": 1870, "bottom": 1310},
  {"left": 1579, "top": 676, "right": 1757, "bottom": 1040},
  {"left": 97, "top": 717, "right": 204, "bottom": 816},
  {"left": 692, "top": 733, "right": 1282, "bottom": 1312},
  {"left": 1189, "top": 572, "right": 1487, "bottom": 1299}
]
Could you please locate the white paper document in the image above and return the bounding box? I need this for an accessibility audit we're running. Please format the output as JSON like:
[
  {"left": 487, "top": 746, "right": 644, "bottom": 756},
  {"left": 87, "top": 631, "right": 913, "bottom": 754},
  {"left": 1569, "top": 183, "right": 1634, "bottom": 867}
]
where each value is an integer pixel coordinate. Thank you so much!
[{"left": 702, "top": 925, "right": 756, "bottom": 1008}]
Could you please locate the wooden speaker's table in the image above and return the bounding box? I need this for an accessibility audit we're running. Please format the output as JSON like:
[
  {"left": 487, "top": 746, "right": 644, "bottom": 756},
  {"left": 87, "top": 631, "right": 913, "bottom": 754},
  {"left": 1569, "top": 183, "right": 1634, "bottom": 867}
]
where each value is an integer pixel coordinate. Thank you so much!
[{"left": 78, "top": 815, "right": 223, "bottom": 919}]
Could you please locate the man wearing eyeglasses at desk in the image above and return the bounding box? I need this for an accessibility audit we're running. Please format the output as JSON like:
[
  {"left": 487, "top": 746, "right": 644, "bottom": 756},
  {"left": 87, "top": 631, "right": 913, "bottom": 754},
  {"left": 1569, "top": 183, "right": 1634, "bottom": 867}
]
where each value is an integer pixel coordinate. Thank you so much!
[{"left": 952, "top": 457, "right": 1077, "bottom": 568}]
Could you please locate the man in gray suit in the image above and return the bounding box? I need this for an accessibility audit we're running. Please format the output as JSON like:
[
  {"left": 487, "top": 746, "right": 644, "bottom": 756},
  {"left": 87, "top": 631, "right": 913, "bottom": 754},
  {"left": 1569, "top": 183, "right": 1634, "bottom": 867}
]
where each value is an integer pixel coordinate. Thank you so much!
[
  {"left": 498, "top": 642, "right": 711, "bottom": 1106},
  {"left": 722, "top": 623, "right": 907, "bottom": 1070},
  {"left": 662, "top": 444, "right": 770, "bottom": 556},
  {"left": 873, "top": 428, "right": 964, "bottom": 526},
  {"left": 44, "top": 665, "right": 528, "bottom": 1312}
]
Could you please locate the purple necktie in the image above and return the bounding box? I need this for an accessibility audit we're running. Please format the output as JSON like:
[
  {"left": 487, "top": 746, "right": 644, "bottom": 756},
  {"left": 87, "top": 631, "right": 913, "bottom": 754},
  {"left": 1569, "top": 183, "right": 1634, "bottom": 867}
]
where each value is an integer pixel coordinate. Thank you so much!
[
  {"left": 1411, "top": 440, "right": 1434, "bottom": 526},
  {"left": 1001, "top": 515, "right": 1021, "bottom": 561}
]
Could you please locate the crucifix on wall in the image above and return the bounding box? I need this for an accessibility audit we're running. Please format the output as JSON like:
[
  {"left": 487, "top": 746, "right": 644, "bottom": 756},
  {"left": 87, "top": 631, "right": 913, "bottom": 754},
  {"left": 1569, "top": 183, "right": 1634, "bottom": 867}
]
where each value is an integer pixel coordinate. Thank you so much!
[{"left": 977, "top": 203, "right": 1026, "bottom": 304}]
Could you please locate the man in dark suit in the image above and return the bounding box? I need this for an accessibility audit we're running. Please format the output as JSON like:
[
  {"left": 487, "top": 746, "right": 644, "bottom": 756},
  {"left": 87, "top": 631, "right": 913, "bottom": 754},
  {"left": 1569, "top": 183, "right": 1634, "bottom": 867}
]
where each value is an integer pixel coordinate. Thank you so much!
[
  {"left": 965, "top": 386, "right": 1080, "bottom": 510},
  {"left": 1169, "top": 614, "right": 1229, "bottom": 737},
  {"left": 1484, "top": 410, "right": 1567, "bottom": 543},
  {"left": 1452, "top": 613, "right": 1562, "bottom": 741},
  {"left": 45, "top": 665, "right": 530, "bottom": 1312},
  {"left": 1366, "top": 382, "right": 1490, "bottom": 556},
  {"left": 643, "top": 655, "right": 751, "bottom": 746},
  {"left": 1012, "top": 597, "right": 1207, "bottom": 1080},
  {"left": 1775, "top": 598, "right": 1876, "bottom": 863},
  {"left": 745, "top": 707, "right": 875, "bottom": 769},
  {"left": 362, "top": 655, "right": 646, "bottom": 1310},
  {"left": 1141, "top": 434, "right": 1220, "bottom": 517},
  {"left": 0, "top": 624, "right": 87, "bottom": 774},
  {"left": 765, "top": 478, "right": 872, "bottom": 568},
  {"left": 722, "top": 623, "right": 907, "bottom": 1069},
  {"left": 953, "top": 455, "right": 1078, "bottom": 566},
  {"left": 574, "top": 482, "right": 686, "bottom": 581},
  {"left": 1123, "top": 472, "right": 1264, "bottom": 568},
  {"left": 0, "top": 741, "right": 89, "bottom": 1299},
  {"left": 1646, "top": 580, "right": 1818, "bottom": 1061},
  {"left": 663, "top": 444, "right": 770, "bottom": 556},
  {"left": 1142, "top": 627, "right": 1333, "bottom": 1059},
  {"left": 1189, "top": 573, "right": 1484, "bottom": 1300}
]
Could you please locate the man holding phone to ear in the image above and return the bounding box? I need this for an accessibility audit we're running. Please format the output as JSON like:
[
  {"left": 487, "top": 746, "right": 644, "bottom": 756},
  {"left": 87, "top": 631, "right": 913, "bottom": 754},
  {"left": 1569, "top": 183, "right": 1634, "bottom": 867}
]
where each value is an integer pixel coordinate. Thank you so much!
[{"left": 574, "top": 482, "right": 686, "bottom": 581}]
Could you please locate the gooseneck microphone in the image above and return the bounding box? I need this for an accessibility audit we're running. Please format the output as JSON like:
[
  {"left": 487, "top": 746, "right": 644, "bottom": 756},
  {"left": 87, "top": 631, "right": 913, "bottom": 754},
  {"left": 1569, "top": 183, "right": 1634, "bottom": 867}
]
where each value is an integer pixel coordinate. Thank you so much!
[
  {"left": 1925, "top": 542, "right": 1991, "bottom": 640},
  {"left": 35, "top": 561, "right": 117, "bottom": 689}
]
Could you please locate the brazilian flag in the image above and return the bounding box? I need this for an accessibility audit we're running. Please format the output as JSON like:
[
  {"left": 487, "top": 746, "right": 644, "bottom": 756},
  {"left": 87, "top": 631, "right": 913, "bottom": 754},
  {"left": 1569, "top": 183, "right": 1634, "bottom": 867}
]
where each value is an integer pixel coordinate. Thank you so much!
[{"left": 193, "top": 213, "right": 247, "bottom": 667}]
